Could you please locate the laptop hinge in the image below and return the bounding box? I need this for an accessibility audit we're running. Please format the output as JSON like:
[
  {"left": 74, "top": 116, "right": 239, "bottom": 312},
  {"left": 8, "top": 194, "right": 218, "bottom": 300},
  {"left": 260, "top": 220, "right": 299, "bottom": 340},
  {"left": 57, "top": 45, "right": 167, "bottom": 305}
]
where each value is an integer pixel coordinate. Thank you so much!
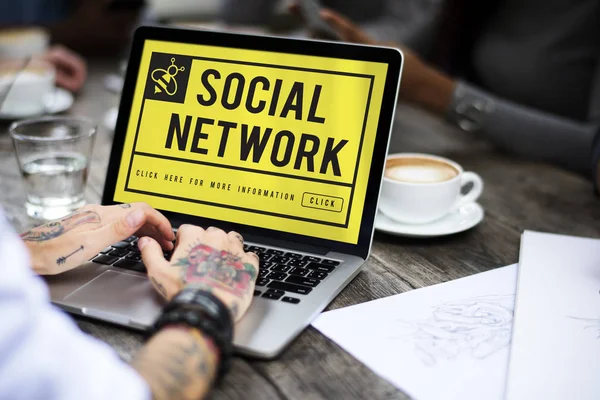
[{"left": 244, "top": 233, "right": 331, "bottom": 256}]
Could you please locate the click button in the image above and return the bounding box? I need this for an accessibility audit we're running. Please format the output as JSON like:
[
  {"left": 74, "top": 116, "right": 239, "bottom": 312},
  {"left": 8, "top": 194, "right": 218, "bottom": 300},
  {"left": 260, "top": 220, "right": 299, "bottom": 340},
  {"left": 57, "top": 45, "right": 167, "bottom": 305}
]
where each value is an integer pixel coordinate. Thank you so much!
[{"left": 301, "top": 193, "right": 344, "bottom": 213}]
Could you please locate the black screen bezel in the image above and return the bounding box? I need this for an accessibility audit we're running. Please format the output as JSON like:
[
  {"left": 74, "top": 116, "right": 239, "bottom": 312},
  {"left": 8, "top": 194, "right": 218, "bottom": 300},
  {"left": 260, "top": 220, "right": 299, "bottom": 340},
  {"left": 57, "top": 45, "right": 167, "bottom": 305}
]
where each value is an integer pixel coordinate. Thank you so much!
[{"left": 102, "top": 26, "right": 402, "bottom": 259}]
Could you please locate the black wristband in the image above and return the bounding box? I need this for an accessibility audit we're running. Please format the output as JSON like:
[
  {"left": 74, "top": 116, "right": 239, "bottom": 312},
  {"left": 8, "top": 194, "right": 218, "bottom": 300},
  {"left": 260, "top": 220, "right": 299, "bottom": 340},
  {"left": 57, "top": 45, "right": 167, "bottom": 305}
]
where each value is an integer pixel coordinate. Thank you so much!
[
  {"left": 146, "top": 288, "right": 234, "bottom": 385},
  {"left": 164, "top": 288, "right": 234, "bottom": 336}
]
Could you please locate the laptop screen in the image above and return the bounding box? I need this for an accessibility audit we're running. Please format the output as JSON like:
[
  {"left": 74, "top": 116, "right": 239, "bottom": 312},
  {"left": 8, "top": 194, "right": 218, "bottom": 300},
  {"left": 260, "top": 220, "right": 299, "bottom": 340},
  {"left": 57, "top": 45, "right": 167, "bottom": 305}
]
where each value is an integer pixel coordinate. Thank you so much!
[{"left": 112, "top": 38, "right": 391, "bottom": 245}]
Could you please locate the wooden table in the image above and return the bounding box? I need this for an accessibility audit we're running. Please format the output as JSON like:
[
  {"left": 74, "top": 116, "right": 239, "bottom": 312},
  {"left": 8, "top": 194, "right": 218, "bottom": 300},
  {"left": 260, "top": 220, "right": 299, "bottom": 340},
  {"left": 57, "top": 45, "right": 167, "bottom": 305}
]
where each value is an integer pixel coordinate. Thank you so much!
[{"left": 2, "top": 60, "right": 600, "bottom": 400}]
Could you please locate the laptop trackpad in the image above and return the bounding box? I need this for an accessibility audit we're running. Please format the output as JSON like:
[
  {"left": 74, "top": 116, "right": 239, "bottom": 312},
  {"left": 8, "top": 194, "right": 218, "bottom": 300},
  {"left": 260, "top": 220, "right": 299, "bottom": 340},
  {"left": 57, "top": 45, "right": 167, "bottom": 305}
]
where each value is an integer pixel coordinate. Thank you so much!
[{"left": 64, "top": 270, "right": 164, "bottom": 327}]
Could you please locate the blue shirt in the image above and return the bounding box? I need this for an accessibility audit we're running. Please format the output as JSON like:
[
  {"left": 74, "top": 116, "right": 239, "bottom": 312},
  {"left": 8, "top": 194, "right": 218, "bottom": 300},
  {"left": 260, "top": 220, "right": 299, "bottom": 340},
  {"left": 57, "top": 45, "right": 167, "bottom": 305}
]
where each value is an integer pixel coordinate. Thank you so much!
[{"left": 0, "top": 0, "right": 71, "bottom": 25}]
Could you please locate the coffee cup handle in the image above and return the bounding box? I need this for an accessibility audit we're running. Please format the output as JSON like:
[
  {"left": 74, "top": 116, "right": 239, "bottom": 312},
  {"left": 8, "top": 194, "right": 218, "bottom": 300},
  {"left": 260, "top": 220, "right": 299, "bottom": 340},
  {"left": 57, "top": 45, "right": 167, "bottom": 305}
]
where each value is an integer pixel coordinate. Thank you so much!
[{"left": 453, "top": 172, "right": 484, "bottom": 210}]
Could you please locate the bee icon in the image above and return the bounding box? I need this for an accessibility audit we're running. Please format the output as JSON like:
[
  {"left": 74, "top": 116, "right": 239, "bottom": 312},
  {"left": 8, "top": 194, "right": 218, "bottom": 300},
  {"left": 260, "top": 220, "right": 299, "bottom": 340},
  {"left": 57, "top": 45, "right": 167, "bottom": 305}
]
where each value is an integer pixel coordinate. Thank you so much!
[{"left": 151, "top": 57, "right": 185, "bottom": 96}]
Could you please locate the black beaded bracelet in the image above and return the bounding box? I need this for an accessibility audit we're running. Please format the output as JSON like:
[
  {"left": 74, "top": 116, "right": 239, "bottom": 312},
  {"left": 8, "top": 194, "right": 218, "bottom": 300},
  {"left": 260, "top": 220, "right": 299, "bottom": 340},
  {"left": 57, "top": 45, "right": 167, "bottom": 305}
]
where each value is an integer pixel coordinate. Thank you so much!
[{"left": 146, "top": 289, "right": 234, "bottom": 385}]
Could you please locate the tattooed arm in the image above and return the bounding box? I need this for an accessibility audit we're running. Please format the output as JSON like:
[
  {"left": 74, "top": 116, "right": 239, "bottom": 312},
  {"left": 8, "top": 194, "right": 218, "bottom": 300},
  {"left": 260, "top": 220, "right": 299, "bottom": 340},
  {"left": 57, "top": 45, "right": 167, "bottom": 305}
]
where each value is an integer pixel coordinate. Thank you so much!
[
  {"left": 20, "top": 202, "right": 174, "bottom": 275},
  {"left": 132, "top": 327, "right": 219, "bottom": 400},
  {"left": 132, "top": 225, "right": 259, "bottom": 398}
]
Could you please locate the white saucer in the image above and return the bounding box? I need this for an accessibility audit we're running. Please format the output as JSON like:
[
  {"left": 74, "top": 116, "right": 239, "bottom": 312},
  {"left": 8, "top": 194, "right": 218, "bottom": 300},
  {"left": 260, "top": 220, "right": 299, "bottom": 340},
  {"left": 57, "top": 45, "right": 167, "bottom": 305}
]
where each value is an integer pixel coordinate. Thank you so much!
[
  {"left": 374, "top": 202, "right": 484, "bottom": 238},
  {"left": 0, "top": 87, "right": 74, "bottom": 120},
  {"left": 103, "top": 73, "right": 124, "bottom": 94},
  {"left": 103, "top": 107, "right": 118, "bottom": 131}
]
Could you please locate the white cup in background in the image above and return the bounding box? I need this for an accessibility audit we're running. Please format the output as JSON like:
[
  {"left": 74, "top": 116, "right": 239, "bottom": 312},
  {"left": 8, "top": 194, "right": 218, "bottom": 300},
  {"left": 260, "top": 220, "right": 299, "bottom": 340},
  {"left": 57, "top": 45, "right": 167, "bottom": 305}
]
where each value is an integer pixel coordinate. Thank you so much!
[
  {"left": 0, "top": 28, "right": 49, "bottom": 58},
  {"left": 0, "top": 59, "right": 56, "bottom": 116},
  {"left": 379, "top": 153, "right": 484, "bottom": 224}
]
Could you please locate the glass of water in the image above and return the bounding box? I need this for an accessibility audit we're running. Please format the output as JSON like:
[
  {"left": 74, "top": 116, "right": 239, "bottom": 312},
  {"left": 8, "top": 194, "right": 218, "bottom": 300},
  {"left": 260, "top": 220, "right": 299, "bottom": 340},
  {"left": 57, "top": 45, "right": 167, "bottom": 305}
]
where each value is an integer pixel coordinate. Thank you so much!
[{"left": 10, "top": 116, "right": 97, "bottom": 220}]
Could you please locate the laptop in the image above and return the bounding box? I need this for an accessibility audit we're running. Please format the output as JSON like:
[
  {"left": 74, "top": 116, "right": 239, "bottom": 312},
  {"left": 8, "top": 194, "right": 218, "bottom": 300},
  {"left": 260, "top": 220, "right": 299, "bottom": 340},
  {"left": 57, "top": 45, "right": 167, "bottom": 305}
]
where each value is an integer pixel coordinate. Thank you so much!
[{"left": 45, "top": 26, "right": 402, "bottom": 359}]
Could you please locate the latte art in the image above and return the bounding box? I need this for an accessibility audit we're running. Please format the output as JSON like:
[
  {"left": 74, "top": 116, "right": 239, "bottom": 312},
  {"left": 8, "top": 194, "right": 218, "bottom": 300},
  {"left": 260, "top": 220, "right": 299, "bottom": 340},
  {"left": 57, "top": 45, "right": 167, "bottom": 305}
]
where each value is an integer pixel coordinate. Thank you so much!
[
  {"left": 385, "top": 157, "right": 458, "bottom": 183},
  {"left": 0, "top": 30, "right": 40, "bottom": 43},
  {"left": 0, "top": 28, "right": 49, "bottom": 58}
]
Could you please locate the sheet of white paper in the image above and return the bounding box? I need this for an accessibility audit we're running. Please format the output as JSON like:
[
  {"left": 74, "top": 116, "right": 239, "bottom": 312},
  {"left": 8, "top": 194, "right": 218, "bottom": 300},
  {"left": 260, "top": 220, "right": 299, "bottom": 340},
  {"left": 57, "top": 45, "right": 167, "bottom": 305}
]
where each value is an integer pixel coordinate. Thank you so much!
[
  {"left": 506, "top": 232, "right": 600, "bottom": 400},
  {"left": 312, "top": 265, "right": 518, "bottom": 400}
]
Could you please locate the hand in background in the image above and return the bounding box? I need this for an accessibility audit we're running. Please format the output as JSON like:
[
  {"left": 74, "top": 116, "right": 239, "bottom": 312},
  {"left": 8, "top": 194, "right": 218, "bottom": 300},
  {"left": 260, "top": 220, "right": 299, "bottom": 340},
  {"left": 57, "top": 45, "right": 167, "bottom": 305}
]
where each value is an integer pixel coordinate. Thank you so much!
[
  {"left": 20, "top": 203, "right": 174, "bottom": 275},
  {"left": 43, "top": 45, "right": 87, "bottom": 92},
  {"left": 295, "top": 6, "right": 456, "bottom": 115},
  {"left": 139, "top": 225, "right": 259, "bottom": 322}
]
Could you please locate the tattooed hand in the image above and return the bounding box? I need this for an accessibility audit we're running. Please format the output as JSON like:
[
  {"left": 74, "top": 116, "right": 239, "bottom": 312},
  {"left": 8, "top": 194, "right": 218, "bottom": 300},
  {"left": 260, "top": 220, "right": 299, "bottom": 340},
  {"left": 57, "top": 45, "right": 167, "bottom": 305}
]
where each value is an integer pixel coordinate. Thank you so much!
[
  {"left": 139, "top": 225, "right": 259, "bottom": 322},
  {"left": 21, "top": 203, "right": 175, "bottom": 275}
]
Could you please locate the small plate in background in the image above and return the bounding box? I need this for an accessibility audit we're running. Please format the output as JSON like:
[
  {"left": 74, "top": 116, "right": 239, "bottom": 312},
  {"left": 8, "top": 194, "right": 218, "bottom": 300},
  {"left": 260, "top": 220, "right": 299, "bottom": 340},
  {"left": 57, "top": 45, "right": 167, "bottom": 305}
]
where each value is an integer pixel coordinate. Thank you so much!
[
  {"left": 0, "top": 87, "right": 73, "bottom": 120},
  {"left": 374, "top": 203, "right": 484, "bottom": 238},
  {"left": 103, "top": 107, "right": 118, "bottom": 132}
]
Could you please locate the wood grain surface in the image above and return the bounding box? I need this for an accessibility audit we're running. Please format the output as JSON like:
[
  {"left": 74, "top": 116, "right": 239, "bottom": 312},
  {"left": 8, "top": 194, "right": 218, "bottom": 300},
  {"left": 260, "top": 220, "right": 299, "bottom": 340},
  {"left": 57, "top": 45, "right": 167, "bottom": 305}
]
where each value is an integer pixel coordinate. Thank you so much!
[{"left": 1, "top": 60, "right": 599, "bottom": 399}]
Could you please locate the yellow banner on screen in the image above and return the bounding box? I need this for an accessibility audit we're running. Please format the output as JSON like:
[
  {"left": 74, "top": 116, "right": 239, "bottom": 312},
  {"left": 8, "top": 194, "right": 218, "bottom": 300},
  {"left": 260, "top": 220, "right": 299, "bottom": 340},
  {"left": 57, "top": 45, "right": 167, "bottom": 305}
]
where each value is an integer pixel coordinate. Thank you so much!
[{"left": 113, "top": 40, "right": 388, "bottom": 244}]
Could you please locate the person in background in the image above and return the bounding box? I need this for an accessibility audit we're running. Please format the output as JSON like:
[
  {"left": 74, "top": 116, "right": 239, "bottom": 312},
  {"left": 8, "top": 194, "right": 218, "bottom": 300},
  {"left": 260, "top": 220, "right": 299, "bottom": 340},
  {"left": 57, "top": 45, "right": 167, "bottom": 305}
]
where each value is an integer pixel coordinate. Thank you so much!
[
  {"left": 0, "top": 202, "right": 259, "bottom": 399},
  {"left": 222, "top": 0, "right": 441, "bottom": 50},
  {"left": 0, "top": 0, "right": 143, "bottom": 56},
  {"left": 41, "top": 44, "right": 87, "bottom": 92},
  {"left": 288, "top": 1, "right": 599, "bottom": 176},
  {"left": 0, "top": 27, "right": 88, "bottom": 92},
  {"left": 0, "top": 0, "right": 132, "bottom": 93}
]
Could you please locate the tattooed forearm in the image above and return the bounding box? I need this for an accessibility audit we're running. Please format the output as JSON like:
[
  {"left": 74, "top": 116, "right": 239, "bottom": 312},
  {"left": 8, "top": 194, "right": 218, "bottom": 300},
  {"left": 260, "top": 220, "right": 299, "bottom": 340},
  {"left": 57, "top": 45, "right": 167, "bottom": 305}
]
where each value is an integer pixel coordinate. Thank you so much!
[
  {"left": 20, "top": 210, "right": 101, "bottom": 242},
  {"left": 132, "top": 327, "right": 218, "bottom": 400},
  {"left": 173, "top": 243, "right": 257, "bottom": 298},
  {"left": 151, "top": 276, "right": 169, "bottom": 299},
  {"left": 119, "top": 203, "right": 132, "bottom": 209},
  {"left": 56, "top": 245, "right": 84, "bottom": 265},
  {"left": 21, "top": 221, "right": 64, "bottom": 241},
  {"left": 229, "top": 303, "right": 239, "bottom": 320}
]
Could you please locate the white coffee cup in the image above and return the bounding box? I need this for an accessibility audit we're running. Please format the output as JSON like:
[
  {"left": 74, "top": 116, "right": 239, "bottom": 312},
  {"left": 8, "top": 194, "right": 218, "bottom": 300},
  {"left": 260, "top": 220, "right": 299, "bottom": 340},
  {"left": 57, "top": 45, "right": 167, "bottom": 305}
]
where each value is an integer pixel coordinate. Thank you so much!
[
  {"left": 0, "top": 28, "right": 49, "bottom": 58},
  {"left": 0, "top": 59, "right": 56, "bottom": 116},
  {"left": 379, "top": 153, "right": 483, "bottom": 224}
]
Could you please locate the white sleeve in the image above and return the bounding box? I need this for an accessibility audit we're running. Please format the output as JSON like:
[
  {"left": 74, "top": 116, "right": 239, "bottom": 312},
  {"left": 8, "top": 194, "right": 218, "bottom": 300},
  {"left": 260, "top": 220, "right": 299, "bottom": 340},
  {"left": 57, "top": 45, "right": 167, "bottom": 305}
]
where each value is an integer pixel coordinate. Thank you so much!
[{"left": 0, "top": 213, "right": 151, "bottom": 400}]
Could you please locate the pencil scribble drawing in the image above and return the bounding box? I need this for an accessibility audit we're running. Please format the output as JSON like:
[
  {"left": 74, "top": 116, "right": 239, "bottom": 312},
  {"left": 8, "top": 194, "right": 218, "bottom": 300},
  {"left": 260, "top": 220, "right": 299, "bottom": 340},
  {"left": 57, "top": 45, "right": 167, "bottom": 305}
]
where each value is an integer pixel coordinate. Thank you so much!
[
  {"left": 390, "top": 295, "right": 515, "bottom": 366},
  {"left": 568, "top": 289, "right": 600, "bottom": 339},
  {"left": 568, "top": 316, "right": 600, "bottom": 338}
]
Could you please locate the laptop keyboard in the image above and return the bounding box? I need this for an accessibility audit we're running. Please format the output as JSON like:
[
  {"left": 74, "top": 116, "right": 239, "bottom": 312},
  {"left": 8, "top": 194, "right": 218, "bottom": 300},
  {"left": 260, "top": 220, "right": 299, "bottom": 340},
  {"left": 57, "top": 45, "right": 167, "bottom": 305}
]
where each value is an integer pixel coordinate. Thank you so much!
[
  {"left": 91, "top": 236, "right": 161, "bottom": 273},
  {"left": 244, "top": 245, "right": 342, "bottom": 304},
  {"left": 91, "top": 236, "right": 342, "bottom": 305}
]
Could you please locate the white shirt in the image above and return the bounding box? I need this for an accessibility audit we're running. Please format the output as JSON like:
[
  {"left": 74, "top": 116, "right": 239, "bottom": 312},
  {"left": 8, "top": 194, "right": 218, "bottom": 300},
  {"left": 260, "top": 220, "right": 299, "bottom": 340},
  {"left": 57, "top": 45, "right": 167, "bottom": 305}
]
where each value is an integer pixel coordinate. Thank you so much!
[{"left": 0, "top": 212, "right": 150, "bottom": 400}]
